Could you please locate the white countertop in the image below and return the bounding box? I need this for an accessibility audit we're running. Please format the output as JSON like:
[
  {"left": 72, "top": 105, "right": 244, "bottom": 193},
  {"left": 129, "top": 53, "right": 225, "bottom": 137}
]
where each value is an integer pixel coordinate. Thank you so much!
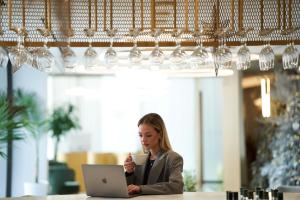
[{"left": 1, "top": 192, "right": 300, "bottom": 200}]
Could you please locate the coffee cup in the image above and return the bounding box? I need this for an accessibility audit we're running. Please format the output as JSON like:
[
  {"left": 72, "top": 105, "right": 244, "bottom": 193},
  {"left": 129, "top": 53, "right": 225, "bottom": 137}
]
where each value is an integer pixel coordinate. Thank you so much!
[{"left": 131, "top": 154, "right": 148, "bottom": 165}]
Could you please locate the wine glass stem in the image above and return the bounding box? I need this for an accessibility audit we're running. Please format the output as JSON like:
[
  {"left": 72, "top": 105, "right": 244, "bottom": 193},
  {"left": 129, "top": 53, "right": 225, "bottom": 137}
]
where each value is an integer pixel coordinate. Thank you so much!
[
  {"left": 175, "top": 36, "right": 180, "bottom": 48},
  {"left": 219, "top": 36, "right": 223, "bottom": 47},
  {"left": 133, "top": 36, "right": 137, "bottom": 48},
  {"left": 223, "top": 36, "right": 227, "bottom": 47},
  {"left": 88, "top": 37, "right": 92, "bottom": 47},
  {"left": 110, "top": 37, "right": 113, "bottom": 48},
  {"left": 241, "top": 36, "right": 246, "bottom": 46},
  {"left": 44, "top": 37, "right": 49, "bottom": 48},
  {"left": 289, "top": 34, "right": 293, "bottom": 45},
  {"left": 195, "top": 38, "right": 200, "bottom": 47},
  {"left": 67, "top": 37, "right": 71, "bottom": 47},
  {"left": 266, "top": 36, "right": 271, "bottom": 46},
  {"left": 155, "top": 36, "right": 159, "bottom": 48},
  {"left": 17, "top": 34, "right": 23, "bottom": 49},
  {"left": 200, "top": 35, "right": 203, "bottom": 48}
]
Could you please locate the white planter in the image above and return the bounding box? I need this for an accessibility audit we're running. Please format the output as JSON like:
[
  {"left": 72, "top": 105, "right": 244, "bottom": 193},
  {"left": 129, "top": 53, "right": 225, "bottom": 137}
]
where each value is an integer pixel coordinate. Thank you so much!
[{"left": 24, "top": 182, "right": 48, "bottom": 196}]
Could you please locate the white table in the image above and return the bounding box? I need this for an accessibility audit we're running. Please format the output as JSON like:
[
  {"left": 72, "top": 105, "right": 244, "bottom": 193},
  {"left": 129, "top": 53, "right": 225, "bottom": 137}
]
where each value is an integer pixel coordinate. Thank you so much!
[{"left": 1, "top": 192, "right": 299, "bottom": 200}]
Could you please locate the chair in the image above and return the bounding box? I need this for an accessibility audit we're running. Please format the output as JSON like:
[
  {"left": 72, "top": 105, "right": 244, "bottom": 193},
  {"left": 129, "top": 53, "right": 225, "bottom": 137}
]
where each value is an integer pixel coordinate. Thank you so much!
[
  {"left": 61, "top": 152, "right": 119, "bottom": 192},
  {"left": 87, "top": 152, "right": 118, "bottom": 164},
  {"left": 48, "top": 161, "right": 79, "bottom": 194},
  {"left": 61, "top": 152, "right": 88, "bottom": 192}
]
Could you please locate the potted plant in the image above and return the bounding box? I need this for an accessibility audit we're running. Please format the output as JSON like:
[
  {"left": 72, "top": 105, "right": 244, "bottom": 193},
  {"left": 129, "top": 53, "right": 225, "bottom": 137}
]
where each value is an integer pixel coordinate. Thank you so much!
[
  {"left": 13, "top": 89, "right": 49, "bottom": 195},
  {"left": 15, "top": 90, "right": 48, "bottom": 180},
  {"left": 183, "top": 170, "right": 197, "bottom": 192},
  {"left": 47, "top": 104, "right": 80, "bottom": 194},
  {"left": 0, "top": 89, "right": 48, "bottom": 195},
  {"left": 48, "top": 104, "right": 80, "bottom": 162}
]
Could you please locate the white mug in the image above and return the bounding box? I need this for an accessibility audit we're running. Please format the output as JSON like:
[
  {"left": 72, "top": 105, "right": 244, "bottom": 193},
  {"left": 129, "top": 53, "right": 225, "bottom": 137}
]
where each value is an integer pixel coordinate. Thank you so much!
[{"left": 131, "top": 154, "right": 148, "bottom": 165}]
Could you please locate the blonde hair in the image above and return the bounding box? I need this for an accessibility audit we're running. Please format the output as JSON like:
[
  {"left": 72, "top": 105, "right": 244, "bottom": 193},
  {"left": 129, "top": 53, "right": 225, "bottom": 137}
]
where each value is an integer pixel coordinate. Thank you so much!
[{"left": 138, "top": 113, "right": 172, "bottom": 151}]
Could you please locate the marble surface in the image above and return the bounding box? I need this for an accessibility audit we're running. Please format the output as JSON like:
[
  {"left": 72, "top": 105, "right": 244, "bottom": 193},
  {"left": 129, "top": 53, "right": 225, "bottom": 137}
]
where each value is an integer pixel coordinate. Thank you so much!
[{"left": 1, "top": 192, "right": 300, "bottom": 200}]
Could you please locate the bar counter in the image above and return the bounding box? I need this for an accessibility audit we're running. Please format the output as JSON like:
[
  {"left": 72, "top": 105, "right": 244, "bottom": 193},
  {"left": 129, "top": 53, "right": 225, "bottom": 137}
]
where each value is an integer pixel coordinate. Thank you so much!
[{"left": 1, "top": 192, "right": 300, "bottom": 200}]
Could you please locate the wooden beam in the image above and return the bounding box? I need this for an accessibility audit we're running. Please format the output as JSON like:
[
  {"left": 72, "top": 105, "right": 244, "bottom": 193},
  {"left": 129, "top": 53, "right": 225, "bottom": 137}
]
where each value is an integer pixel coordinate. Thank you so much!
[
  {"left": 238, "top": 0, "right": 244, "bottom": 31},
  {"left": 151, "top": 0, "right": 156, "bottom": 30},
  {"left": 230, "top": 0, "right": 234, "bottom": 31},
  {"left": 260, "top": 0, "right": 264, "bottom": 31},
  {"left": 1, "top": 39, "right": 299, "bottom": 47},
  {"left": 184, "top": 0, "right": 189, "bottom": 32},
  {"left": 132, "top": 0, "right": 136, "bottom": 28},
  {"left": 194, "top": 0, "right": 199, "bottom": 31},
  {"left": 103, "top": 0, "right": 107, "bottom": 31}
]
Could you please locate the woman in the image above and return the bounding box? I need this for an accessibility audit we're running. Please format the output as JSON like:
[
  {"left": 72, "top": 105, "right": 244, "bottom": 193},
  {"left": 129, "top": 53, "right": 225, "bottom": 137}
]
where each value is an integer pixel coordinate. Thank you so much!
[{"left": 124, "top": 113, "right": 184, "bottom": 195}]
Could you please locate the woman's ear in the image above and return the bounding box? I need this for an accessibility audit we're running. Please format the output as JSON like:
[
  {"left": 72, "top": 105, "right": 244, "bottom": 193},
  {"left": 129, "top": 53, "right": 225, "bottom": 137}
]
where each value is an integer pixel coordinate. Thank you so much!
[{"left": 159, "top": 134, "right": 162, "bottom": 141}]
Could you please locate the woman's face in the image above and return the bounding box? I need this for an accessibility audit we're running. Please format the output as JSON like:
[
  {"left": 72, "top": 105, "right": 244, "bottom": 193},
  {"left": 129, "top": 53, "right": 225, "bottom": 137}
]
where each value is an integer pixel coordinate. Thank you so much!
[{"left": 138, "top": 123, "right": 160, "bottom": 151}]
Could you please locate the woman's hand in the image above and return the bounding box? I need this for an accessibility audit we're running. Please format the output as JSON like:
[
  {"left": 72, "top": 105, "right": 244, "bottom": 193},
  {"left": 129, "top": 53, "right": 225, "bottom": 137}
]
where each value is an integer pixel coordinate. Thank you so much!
[
  {"left": 124, "top": 153, "right": 135, "bottom": 173},
  {"left": 127, "top": 184, "right": 141, "bottom": 194}
]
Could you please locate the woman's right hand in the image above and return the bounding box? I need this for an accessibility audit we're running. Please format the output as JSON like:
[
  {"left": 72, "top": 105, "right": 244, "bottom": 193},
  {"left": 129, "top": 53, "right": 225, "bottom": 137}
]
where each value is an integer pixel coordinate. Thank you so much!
[{"left": 124, "top": 153, "right": 135, "bottom": 173}]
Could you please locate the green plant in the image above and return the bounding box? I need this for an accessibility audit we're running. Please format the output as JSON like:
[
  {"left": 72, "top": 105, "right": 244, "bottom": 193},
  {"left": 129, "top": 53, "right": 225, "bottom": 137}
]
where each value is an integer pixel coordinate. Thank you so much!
[
  {"left": 183, "top": 170, "right": 197, "bottom": 192},
  {"left": 0, "top": 96, "right": 25, "bottom": 158},
  {"left": 13, "top": 89, "right": 48, "bottom": 183},
  {"left": 49, "top": 104, "right": 80, "bottom": 161}
]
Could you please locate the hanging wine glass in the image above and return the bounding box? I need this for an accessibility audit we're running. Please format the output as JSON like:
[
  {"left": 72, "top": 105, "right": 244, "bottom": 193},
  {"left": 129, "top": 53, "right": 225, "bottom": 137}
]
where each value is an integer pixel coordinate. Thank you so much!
[
  {"left": 129, "top": 28, "right": 142, "bottom": 65},
  {"left": 84, "top": 40, "right": 98, "bottom": 69},
  {"left": 0, "top": 0, "right": 7, "bottom": 68},
  {"left": 104, "top": 28, "right": 118, "bottom": 67},
  {"left": 32, "top": 42, "right": 55, "bottom": 72},
  {"left": 32, "top": 0, "right": 55, "bottom": 73},
  {"left": 84, "top": 28, "right": 100, "bottom": 70},
  {"left": 169, "top": 29, "right": 186, "bottom": 69},
  {"left": 190, "top": 29, "right": 209, "bottom": 70},
  {"left": 62, "top": 37, "right": 78, "bottom": 71},
  {"left": 214, "top": 30, "right": 232, "bottom": 71},
  {"left": 0, "top": 47, "right": 8, "bottom": 68},
  {"left": 149, "top": 28, "right": 164, "bottom": 67},
  {"left": 259, "top": 35, "right": 274, "bottom": 71},
  {"left": 8, "top": 28, "right": 31, "bottom": 73},
  {"left": 32, "top": 31, "right": 55, "bottom": 72},
  {"left": 282, "top": 32, "right": 298, "bottom": 70},
  {"left": 237, "top": 36, "right": 251, "bottom": 70}
]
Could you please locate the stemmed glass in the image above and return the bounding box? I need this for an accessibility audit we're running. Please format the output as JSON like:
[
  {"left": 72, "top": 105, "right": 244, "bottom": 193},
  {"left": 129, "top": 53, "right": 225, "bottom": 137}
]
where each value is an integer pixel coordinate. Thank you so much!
[
  {"left": 32, "top": 30, "right": 55, "bottom": 72},
  {"left": 129, "top": 28, "right": 142, "bottom": 65},
  {"left": 0, "top": 47, "right": 9, "bottom": 68},
  {"left": 61, "top": 37, "right": 78, "bottom": 71},
  {"left": 149, "top": 28, "right": 164, "bottom": 68},
  {"left": 190, "top": 30, "right": 209, "bottom": 70},
  {"left": 259, "top": 35, "right": 274, "bottom": 71},
  {"left": 169, "top": 29, "right": 186, "bottom": 69},
  {"left": 104, "top": 28, "right": 118, "bottom": 67},
  {"left": 236, "top": 35, "right": 251, "bottom": 70},
  {"left": 214, "top": 30, "right": 232, "bottom": 75},
  {"left": 8, "top": 28, "right": 31, "bottom": 73},
  {"left": 282, "top": 32, "right": 298, "bottom": 70},
  {"left": 84, "top": 28, "right": 100, "bottom": 70}
]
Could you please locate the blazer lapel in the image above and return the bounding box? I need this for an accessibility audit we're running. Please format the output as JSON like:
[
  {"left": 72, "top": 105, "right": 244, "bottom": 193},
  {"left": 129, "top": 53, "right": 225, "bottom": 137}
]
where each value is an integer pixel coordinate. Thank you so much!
[
  {"left": 138, "top": 153, "right": 150, "bottom": 184},
  {"left": 147, "top": 150, "right": 167, "bottom": 184}
]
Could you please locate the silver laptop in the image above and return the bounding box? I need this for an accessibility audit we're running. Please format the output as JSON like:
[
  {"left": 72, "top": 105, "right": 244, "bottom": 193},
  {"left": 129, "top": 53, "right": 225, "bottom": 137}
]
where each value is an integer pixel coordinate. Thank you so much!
[{"left": 82, "top": 164, "right": 138, "bottom": 198}]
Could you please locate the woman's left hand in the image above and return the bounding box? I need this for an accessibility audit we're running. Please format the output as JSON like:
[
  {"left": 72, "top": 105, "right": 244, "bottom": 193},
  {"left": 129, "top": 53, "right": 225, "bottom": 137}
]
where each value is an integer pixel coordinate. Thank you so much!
[{"left": 127, "top": 184, "right": 141, "bottom": 194}]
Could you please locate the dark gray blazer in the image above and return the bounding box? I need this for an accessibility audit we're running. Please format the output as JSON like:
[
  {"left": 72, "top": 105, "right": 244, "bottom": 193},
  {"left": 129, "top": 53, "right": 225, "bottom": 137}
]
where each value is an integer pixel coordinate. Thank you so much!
[{"left": 126, "top": 150, "right": 184, "bottom": 195}]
